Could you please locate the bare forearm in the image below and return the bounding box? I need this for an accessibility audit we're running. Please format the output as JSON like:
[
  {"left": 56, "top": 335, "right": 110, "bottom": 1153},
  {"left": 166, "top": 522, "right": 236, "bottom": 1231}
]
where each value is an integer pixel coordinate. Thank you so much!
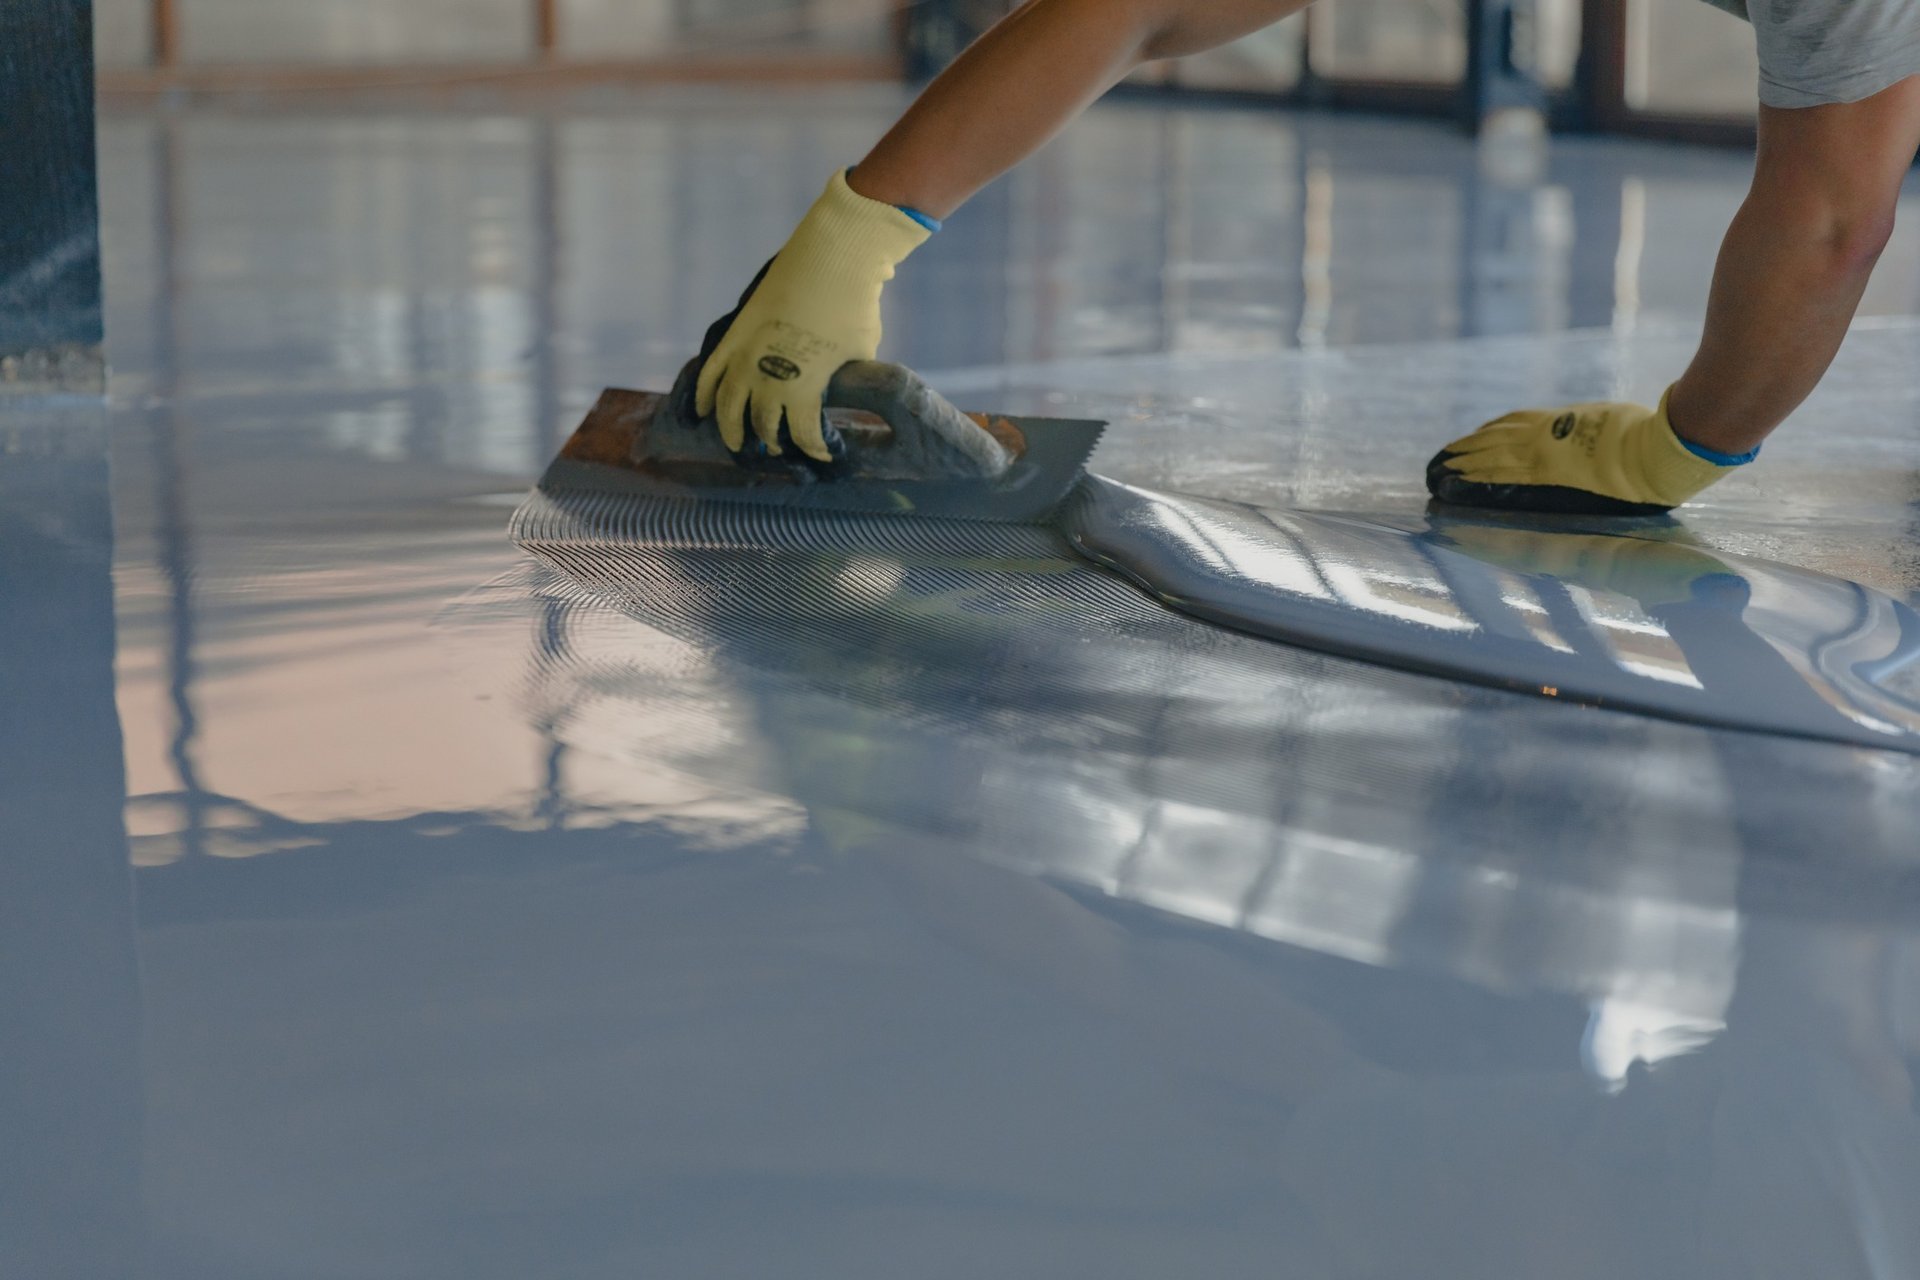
[
  {"left": 1669, "top": 86, "right": 1920, "bottom": 455},
  {"left": 849, "top": 0, "right": 1301, "bottom": 218},
  {"left": 1667, "top": 196, "right": 1884, "bottom": 455}
]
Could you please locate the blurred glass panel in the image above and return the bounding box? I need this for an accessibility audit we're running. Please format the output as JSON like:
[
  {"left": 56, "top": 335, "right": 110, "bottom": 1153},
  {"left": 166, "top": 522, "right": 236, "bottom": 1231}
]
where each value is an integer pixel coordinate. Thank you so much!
[
  {"left": 1310, "top": 0, "right": 1465, "bottom": 83},
  {"left": 1171, "top": 14, "right": 1304, "bottom": 92},
  {"left": 94, "top": 0, "right": 154, "bottom": 68},
  {"left": 902, "top": 0, "right": 1012, "bottom": 77},
  {"left": 1626, "top": 0, "right": 1758, "bottom": 116},
  {"left": 562, "top": 0, "right": 896, "bottom": 56},
  {"left": 1532, "top": 0, "right": 1581, "bottom": 89},
  {"left": 176, "top": 0, "right": 533, "bottom": 64},
  {"left": 559, "top": 0, "right": 677, "bottom": 57}
]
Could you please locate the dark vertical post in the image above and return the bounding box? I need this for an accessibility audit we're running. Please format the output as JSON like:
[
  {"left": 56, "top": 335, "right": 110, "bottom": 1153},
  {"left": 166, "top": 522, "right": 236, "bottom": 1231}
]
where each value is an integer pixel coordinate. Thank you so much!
[
  {"left": 1463, "top": 0, "right": 1548, "bottom": 129},
  {"left": 153, "top": 0, "right": 178, "bottom": 66},
  {"left": 1296, "top": 5, "right": 1330, "bottom": 108},
  {"left": 0, "top": 0, "right": 105, "bottom": 390},
  {"left": 1575, "top": 0, "right": 1631, "bottom": 133},
  {"left": 534, "top": 0, "right": 558, "bottom": 60}
]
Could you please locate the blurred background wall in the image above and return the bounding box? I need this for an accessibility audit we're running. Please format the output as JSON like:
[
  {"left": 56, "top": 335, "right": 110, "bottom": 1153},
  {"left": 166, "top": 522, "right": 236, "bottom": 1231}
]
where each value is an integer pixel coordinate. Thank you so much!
[
  {"left": 92, "top": 0, "right": 1765, "bottom": 140},
  {"left": 93, "top": 0, "right": 900, "bottom": 70}
]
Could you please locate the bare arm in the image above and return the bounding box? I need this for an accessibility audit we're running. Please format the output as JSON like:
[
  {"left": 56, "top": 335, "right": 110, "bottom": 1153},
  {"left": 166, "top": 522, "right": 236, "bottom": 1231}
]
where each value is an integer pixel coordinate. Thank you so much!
[
  {"left": 848, "top": 0, "right": 1307, "bottom": 218},
  {"left": 1667, "top": 78, "right": 1920, "bottom": 455}
]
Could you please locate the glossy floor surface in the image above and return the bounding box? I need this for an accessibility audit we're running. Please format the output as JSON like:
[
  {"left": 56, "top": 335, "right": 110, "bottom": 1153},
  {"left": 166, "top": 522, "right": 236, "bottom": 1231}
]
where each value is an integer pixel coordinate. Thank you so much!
[
  {"left": 522, "top": 462, "right": 1920, "bottom": 754},
  {"left": 7, "top": 87, "right": 1920, "bottom": 1277}
]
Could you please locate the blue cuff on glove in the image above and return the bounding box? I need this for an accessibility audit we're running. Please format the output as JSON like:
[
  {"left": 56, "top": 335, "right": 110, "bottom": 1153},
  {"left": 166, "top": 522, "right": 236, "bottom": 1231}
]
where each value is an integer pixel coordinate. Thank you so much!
[
  {"left": 1676, "top": 435, "right": 1760, "bottom": 466},
  {"left": 841, "top": 166, "right": 942, "bottom": 232},
  {"left": 895, "top": 205, "right": 942, "bottom": 233}
]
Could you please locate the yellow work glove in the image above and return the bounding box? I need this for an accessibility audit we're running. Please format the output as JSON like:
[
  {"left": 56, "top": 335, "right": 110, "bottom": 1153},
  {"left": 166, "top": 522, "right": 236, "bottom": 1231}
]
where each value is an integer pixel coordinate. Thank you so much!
[
  {"left": 1426, "top": 388, "right": 1752, "bottom": 516},
  {"left": 694, "top": 170, "right": 932, "bottom": 461}
]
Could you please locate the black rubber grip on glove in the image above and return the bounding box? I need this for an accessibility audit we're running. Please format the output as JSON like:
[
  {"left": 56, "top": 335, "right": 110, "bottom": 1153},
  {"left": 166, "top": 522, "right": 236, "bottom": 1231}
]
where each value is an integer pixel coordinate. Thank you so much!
[
  {"left": 676, "top": 257, "right": 852, "bottom": 477},
  {"left": 1424, "top": 448, "right": 1675, "bottom": 518}
]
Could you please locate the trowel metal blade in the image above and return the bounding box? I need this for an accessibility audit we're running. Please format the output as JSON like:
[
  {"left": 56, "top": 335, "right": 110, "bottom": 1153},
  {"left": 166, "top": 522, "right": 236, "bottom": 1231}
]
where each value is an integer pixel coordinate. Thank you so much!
[{"left": 535, "top": 388, "right": 1105, "bottom": 525}]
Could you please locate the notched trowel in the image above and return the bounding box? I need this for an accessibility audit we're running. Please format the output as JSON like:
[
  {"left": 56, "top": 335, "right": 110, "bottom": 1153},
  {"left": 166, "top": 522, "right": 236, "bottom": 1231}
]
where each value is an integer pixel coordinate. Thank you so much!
[{"left": 536, "top": 359, "right": 1104, "bottom": 524}]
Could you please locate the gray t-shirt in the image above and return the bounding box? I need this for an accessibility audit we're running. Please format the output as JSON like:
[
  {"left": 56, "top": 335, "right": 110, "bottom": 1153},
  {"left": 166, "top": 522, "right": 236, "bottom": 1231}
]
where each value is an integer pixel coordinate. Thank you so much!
[{"left": 1699, "top": 0, "right": 1920, "bottom": 108}]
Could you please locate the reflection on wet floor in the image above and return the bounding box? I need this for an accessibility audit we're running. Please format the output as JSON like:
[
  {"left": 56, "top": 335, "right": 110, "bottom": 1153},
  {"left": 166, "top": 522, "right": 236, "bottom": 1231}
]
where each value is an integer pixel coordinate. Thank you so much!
[
  {"left": 1057, "top": 479, "right": 1920, "bottom": 750},
  {"left": 95, "top": 88, "right": 1920, "bottom": 431},
  {"left": 2, "top": 88, "right": 1918, "bottom": 1276}
]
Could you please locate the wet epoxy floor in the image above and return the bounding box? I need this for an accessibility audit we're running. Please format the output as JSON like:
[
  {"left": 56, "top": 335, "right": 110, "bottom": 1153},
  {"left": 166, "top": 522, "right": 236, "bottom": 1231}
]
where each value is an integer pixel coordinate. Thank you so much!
[{"left": 6, "top": 86, "right": 1920, "bottom": 1277}]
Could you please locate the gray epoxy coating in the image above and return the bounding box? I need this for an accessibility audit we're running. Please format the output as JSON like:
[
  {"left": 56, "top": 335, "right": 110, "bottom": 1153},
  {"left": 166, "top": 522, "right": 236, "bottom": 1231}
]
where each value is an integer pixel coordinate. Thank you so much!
[
  {"left": 1066, "top": 477, "right": 1920, "bottom": 752},
  {"left": 521, "top": 466, "right": 1920, "bottom": 752},
  {"left": 6, "top": 88, "right": 1920, "bottom": 1277}
]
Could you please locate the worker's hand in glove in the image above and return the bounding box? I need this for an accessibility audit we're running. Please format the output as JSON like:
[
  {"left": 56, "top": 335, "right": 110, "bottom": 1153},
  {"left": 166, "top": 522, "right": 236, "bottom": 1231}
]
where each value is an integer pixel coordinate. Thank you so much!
[
  {"left": 694, "top": 170, "right": 932, "bottom": 461},
  {"left": 1426, "top": 388, "right": 1753, "bottom": 516}
]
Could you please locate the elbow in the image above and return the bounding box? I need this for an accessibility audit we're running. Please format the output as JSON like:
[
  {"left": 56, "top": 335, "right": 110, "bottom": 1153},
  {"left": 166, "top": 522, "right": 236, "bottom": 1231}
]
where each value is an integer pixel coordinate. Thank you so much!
[
  {"left": 1137, "top": 13, "right": 1192, "bottom": 65},
  {"left": 1744, "top": 166, "right": 1900, "bottom": 283},
  {"left": 1828, "top": 205, "right": 1897, "bottom": 277},
  {"left": 1799, "top": 190, "right": 1897, "bottom": 279}
]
